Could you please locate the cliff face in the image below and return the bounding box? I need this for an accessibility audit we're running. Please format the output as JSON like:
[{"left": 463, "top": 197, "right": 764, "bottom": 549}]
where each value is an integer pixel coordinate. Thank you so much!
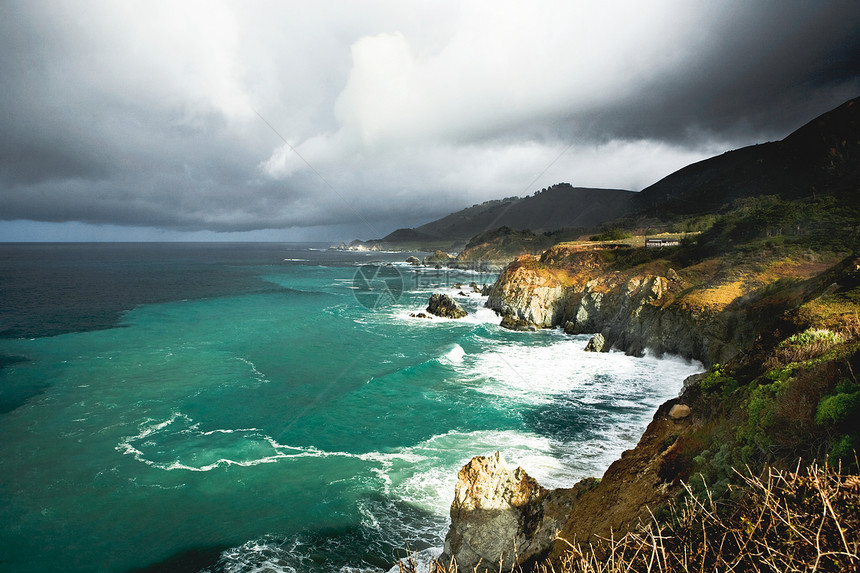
[
  {"left": 486, "top": 244, "right": 833, "bottom": 365},
  {"left": 487, "top": 256, "right": 567, "bottom": 328},
  {"left": 439, "top": 452, "right": 554, "bottom": 571}
]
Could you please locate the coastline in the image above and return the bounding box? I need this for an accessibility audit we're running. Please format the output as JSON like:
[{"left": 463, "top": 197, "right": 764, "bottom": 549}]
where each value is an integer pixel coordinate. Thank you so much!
[{"left": 437, "top": 245, "right": 859, "bottom": 570}]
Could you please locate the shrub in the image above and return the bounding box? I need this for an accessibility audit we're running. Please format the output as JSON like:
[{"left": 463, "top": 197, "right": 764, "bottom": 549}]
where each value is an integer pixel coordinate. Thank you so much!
[
  {"left": 699, "top": 364, "right": 738, "bottom": 396},
  {"left": 781, "top": 328, "right": 844, "bottom": 348},
  {"left": 768, "top": 328, "right": 845, "bottom": 366},
  {"left": 816, "top": 389, "right": 860, "bottom": 426},
  {"left": 589, "top": 228, "right": 632, "bottom": 241}
]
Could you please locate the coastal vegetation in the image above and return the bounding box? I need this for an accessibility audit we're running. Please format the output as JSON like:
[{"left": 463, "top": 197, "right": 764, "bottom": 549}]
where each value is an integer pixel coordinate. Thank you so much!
[
  {"left": 549, "top": 462, "right": 859, "bottom": 573},
  {"left": 413, "top": 462, "right": 859, "bottom": 572}
]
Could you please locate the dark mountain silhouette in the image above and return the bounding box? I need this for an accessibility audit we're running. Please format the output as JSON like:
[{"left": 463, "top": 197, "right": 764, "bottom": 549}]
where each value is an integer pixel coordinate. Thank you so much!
[
  {"left": 633, "top": 97, "right": 860, "bottom": 217},
  {"left": 381, "top": 184, "right": 635, "bottom": 243}
]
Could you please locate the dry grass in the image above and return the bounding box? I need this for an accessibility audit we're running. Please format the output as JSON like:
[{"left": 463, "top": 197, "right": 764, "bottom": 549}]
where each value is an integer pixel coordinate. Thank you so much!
[
  {"left": 548, "top": 462, "right": 859, "bottom": 573},
  {"left": 679, "top": 279, "right": 747, "bottom": 313},
  {"left": 408, "top": 462, "right": 859, "bottom": 573}
]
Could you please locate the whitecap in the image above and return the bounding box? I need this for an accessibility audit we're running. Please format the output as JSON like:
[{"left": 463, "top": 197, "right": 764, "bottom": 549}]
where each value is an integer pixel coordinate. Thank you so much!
[
  {"left": 117, "top": 414, "right": 329, "bottom": 472},
  {"left": 447, "top": 333, "right": 703, "bottom": 406},
  {"left": 441, "top": 344, "right": 465, "bottom": 364},
  {"left": 235, "top": 356, "right": 270, "bottom": 384}
]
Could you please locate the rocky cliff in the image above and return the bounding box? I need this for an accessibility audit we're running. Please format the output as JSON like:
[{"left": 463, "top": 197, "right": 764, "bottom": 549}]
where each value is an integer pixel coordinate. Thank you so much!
[
  {"left": 441, "top": 242, "right": 859, "bottom": 569},
  {"left": 441, "top": 381, "right": 704, "bottom": 569},
  {"left": 486, "top": 256, "right": 567, "bottom": 328},
  {"left": 486, "top": 244, "right": 838, "bottom": 365}
]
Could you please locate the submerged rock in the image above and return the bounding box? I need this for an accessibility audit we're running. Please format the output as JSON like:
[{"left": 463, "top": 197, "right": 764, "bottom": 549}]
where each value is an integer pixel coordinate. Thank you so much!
[{"left": 427, "top": 293, "right": 467, "bottom": 319}]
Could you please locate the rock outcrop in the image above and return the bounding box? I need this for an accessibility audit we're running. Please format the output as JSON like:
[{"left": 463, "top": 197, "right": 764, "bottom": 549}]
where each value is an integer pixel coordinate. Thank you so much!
[
  {"left": 424, "top": 250, "right": 455, "bottom": 266},
  {"left": 487, "top": 256, "right": 566, "bottom": 330},
  {"left": 584, "top": 332, "right": 607, "bottom": 352},
  {"left": 441, "top": 392, "right": 705, "bottom": 570},
  {"left": 439, "top": 452, "right": 563, "bottom": 571},
  {"left": 499, "top": 315, "right": 538, "bottom": 331},
  {"left": 427, "top": 293, "right": 467, "bottom": 319}
]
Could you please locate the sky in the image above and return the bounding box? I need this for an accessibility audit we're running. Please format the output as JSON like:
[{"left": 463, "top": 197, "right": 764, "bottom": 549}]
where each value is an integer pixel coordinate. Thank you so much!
[{"left": 1, "top": 1, "right": 859, "bottom": 242}]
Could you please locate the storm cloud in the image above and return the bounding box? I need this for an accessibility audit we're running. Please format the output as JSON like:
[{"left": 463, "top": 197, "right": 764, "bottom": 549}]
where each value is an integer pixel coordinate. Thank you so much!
[{"left": 1, "top": 1, "right": 858, "bottom": 241}]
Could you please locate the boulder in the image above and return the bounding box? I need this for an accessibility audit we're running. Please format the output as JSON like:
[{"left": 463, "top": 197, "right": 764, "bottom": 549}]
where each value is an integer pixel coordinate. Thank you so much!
[
  {"left": 584, "top": 332, "right": 608, "bottom": 352},
  {"left": 668, "top": 403, "right": 691, "bottom": 419},
  {"left": 406, "top": 256, "right": 421, "bottom": 265},
  {"left": 499, "top": 315, "right": 538, "bottom": 331},
  {"left": 439, "top": 452, "right": 550, "bottom": 571},
  {"left": 427, "top": 293, "right": 468, "bottom": 319}
]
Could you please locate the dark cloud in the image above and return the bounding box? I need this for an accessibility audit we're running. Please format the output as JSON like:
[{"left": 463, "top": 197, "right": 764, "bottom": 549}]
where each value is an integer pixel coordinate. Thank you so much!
[
  {"left": 0, "top": 1, "right": 858, "bottom": 240},
  {"left": 497, "top": 2, "right": 860, "bottom": 147}
]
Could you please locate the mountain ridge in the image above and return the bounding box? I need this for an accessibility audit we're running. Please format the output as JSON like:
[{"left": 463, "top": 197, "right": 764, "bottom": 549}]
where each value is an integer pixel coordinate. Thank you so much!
[
  {"left": 345, "top": 184, "right": 634, "bottom": 251},
  {"left": 632, "top": 96, "right": 860, "bottom": 217},
  {"left": 411, "top": 184, "right": 634, "bottom": 240}
]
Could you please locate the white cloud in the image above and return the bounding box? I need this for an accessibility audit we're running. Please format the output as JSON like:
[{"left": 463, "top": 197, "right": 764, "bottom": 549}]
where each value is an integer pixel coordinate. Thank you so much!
[{"left": 331, "top": 0, "right": 705, "bottom": 145}]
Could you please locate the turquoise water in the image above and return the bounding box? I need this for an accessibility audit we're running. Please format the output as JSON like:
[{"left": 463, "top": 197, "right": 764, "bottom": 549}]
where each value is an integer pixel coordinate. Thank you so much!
[{"left": 0, "top": 244, "right": 702, "bottom": 572}]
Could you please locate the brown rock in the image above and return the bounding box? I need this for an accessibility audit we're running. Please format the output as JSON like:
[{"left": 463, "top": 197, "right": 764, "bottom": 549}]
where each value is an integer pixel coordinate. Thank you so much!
[
  {"left": 500, "top": 315, "right": 538, "bottom": 331},
  {"left": 584, "top": 333, "right": 608, "bottom": 352},
  {"left": 427, "top": 293, "right": 467, "bottom": 319},
  {"left": 668, "top": 404, "right": 691, "bottom": 419}
]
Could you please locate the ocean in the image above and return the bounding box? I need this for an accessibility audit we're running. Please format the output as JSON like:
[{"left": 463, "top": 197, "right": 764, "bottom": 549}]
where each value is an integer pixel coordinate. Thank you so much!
[{"left": 0, "top": 243, "right": 703, "bottom": 572}]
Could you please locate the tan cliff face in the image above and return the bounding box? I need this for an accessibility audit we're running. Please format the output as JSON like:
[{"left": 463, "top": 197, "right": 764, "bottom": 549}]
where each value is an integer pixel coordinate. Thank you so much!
[
  {"left": 487, "top": 256, "right": 567, "bottom": 328},
  {"left": 486, "top": 249, "right": 727, "bottom": 363},
  {"left": 439, "top": 452, "right": 553, "bottom": 571},
  {"left": 486, "top": 245, "right": 839, "bottom": 365}
]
